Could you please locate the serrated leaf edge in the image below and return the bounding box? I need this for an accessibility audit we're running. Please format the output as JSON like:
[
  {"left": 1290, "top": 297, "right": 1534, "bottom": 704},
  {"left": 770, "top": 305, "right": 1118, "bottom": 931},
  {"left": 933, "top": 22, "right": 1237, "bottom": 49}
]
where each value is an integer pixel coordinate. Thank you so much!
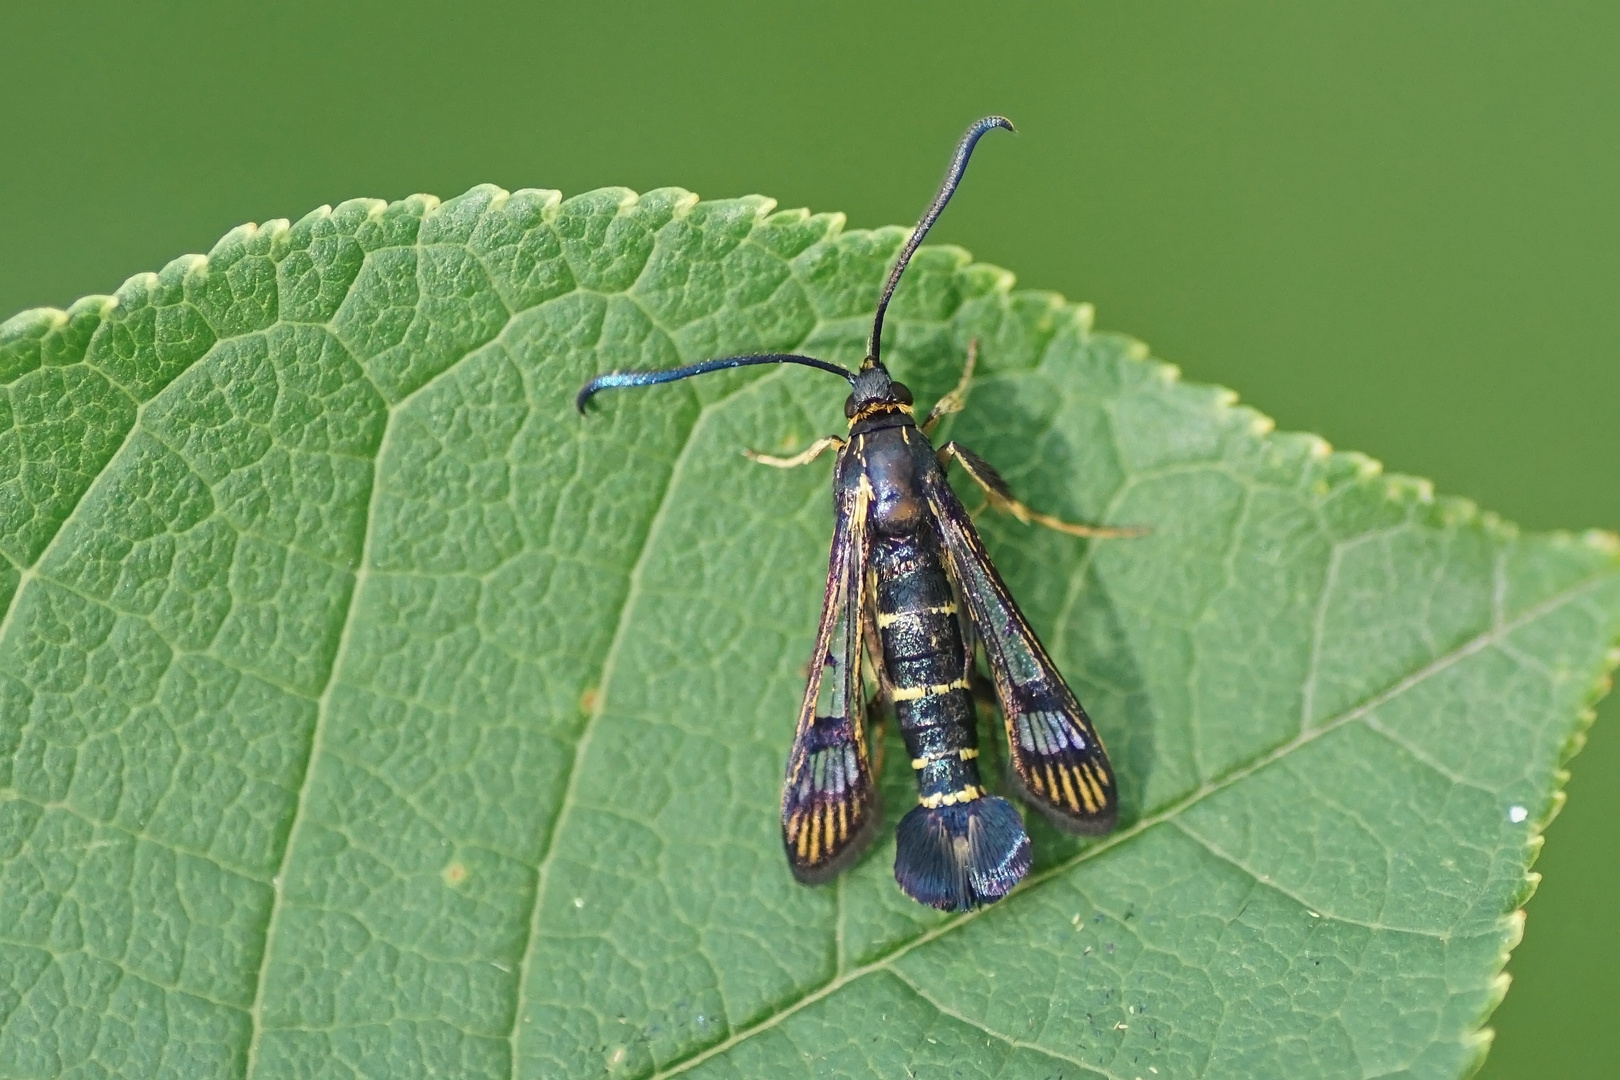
[{"left": 2, "top": 183, "right": 1616, "bottom": 1079}]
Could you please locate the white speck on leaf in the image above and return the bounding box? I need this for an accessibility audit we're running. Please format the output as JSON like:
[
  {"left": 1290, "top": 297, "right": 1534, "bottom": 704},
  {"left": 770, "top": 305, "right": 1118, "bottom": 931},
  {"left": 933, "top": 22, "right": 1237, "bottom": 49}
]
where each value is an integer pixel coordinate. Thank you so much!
[{"left": 1509, "top": 805, "right": 1529, "bottom": 823}]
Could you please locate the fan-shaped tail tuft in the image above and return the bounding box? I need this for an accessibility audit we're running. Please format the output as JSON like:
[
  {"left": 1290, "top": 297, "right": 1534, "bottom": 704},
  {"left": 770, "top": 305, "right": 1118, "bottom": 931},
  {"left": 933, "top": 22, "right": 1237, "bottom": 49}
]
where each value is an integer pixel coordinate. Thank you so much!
[{"left": 893, "top": 796, "right": 1031, "bottom": 911}]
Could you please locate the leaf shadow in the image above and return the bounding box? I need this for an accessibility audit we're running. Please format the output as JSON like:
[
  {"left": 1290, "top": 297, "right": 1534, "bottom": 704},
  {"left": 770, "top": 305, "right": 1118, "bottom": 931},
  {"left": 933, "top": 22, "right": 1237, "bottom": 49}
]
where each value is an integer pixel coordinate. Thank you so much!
[{"left": 931, "top": 374, "right": 1161, "bottom": 875}]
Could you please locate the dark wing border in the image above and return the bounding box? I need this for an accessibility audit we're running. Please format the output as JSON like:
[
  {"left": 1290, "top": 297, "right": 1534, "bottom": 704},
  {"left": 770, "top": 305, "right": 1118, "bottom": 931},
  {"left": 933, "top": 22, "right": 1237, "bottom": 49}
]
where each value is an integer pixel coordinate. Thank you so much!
[
  {"left": 781, "top": 467, "right": 879, "bottom": 882},
  {"left": 919, "top": 452, "right": 1119, "bottom": 834}
]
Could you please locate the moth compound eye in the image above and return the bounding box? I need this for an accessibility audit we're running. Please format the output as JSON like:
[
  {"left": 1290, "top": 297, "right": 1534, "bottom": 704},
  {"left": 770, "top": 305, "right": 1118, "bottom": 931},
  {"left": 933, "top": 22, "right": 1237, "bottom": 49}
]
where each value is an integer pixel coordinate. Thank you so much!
[
  {"left": 891, "top": 382, "right": 914, "bottom": 406},
  {"left": 844, "top": 394, "right": 859, "bottom": 418}
]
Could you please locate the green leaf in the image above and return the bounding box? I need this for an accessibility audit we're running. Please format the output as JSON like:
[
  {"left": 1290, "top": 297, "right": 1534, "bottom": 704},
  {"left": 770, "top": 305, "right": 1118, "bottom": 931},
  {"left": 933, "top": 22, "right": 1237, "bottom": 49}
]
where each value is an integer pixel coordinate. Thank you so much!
[{"left": 1, "top": 184, "right": 1616, "bottom": 1080}]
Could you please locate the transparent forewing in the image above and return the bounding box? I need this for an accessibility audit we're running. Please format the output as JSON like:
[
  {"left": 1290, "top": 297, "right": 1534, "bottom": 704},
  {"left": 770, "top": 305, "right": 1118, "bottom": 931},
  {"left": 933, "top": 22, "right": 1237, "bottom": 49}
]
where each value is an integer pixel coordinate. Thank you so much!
[
  {"left": 920, "top": 455, "right": 1118, "bottom": 833},
  {"left": 781, "top": 472, "right": 878, "bottom": 882}
]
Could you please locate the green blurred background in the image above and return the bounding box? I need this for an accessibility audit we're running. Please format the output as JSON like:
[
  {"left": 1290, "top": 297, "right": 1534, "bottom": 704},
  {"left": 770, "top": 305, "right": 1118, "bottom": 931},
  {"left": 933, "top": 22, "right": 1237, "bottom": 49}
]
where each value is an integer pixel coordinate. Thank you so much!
[{"left": 3, "top": 2, "right": 1615, "bottom": 1074}]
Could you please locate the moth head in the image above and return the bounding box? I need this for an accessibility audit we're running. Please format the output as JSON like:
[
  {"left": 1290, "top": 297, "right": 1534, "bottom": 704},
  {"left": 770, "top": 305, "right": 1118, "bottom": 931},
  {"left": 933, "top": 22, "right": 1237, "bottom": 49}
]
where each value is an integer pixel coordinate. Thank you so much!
[{"left": 845, "top": 362, "right": 914, "bottom": 421}]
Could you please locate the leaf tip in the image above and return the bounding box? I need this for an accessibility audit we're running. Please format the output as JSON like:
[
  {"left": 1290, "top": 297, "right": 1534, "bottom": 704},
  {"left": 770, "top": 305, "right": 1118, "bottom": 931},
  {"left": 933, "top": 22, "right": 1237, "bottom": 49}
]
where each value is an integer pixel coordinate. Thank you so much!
[
  {"left": 1560, "top": 726, "right": 1589, "bottom": 765},
  {"left": 1383, "top": 475, "right": 1434, "bottom": 503},
  {"left": 1475, "top": 510, "right": 1518, "bottom": 542},
  {"left": 765, "top": 205, "right": 811, "bottom": 227},
  {"left": 1595, "top": 670, "right": 1615, "bottom": 702},
  {"left": 215, "top": 219, "right": 282, "bottom": 252},
  {"left": 1338, "top": 451, "right": 1382, "bottom": 479},
  {"left": 514, "top": 187, "right": 564, "bottom": 218},
  {"left": 1487, "top": 971, "right": 1514, "bottom": 1013},
  {"left": 1427, "top": 495, "right": 1484, "bottom": 530},
  {"left": 641, "top": 186, "right": 701, "bottom": 219},
  {"left": 404, "top": 193, "right": 443, "bottom": 216},
  {"left": 1581, "top": 529, "right": 1620, "bottom": 556},
  {"left": 1541, "top": 788, "right": 1570, "bottom": 830},
  {"left": 1460, "top": 1023, "right": 1499, "bottom": 1077}
]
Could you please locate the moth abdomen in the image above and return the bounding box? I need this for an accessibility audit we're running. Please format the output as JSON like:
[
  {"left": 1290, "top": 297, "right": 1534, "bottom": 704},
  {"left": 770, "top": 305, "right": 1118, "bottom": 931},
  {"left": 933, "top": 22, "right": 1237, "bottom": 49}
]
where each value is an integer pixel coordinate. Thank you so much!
[{"left": 870, "top": 523, "right": 1033, "bottom": 910}]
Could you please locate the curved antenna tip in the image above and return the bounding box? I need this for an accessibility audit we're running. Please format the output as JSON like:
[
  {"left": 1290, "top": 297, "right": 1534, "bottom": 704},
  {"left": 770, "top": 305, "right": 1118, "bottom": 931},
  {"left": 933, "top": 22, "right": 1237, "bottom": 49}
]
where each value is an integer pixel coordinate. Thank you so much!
[
  {"left": 867, "top": 116, "right": 1018, "bottom": 365},
  {"left": 575, "top": 354, "right": 856, "bottom": 415}
]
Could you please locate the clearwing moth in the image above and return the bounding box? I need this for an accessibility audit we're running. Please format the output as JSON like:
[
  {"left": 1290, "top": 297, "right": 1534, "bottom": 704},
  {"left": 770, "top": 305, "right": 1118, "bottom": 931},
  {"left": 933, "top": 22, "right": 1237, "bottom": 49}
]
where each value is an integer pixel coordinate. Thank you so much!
[{"left": 577, "top": 117, "right": 1135, "bottom": 911}]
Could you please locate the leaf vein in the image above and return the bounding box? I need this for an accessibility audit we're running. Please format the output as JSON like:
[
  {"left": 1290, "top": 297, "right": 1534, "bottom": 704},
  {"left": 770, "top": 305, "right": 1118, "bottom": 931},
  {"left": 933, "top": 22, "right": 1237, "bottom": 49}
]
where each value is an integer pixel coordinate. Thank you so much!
[
  {"left": 1169, "top": 820, "right": 1432, "bottom": 936},
  {"left": 4, "top": 793, "right": 272, "bottom": 884},
  {"left": 0, "top": 933, "right": 250, "bottom": 1014},
  {"left": 886, "top": 968, "right": 1119, "bottom": 1080},
  {"left": 1357, "top": 716, "right": 1483, "bottom": 791},
  {"left": 1298, "top": 536, "right": 1344, "bottom": 731},
  {"left": 0, "top": 388, "right": 141, "bottom": 637}
]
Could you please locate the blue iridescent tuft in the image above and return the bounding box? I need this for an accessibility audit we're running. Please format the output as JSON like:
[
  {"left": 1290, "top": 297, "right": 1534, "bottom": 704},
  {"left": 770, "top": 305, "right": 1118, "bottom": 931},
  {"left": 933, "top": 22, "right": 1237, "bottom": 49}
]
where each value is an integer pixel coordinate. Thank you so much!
[{"left": 893, "top": 797, "right": 1032, "bottom": 911}]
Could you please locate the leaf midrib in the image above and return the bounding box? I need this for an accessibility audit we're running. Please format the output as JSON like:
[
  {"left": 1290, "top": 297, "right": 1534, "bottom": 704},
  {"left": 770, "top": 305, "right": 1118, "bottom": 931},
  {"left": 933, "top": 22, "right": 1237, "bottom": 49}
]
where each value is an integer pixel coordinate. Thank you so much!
[{"left": 646, "top": 571, "right": 1608, "bottom": 1079}]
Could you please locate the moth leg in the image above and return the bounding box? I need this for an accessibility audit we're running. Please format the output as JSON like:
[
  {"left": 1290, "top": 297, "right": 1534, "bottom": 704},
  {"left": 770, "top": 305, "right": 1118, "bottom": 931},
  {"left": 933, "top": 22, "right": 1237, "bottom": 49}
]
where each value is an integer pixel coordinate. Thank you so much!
[
  {"left": 937, "top": 441, "right": 1146, "bottom": 539},
  {"left": 922, "top": 337, "right": 979, "bottom": 435},
  {"left": 744, "top": 435, "right": 846, "bottom": 468},
  {"left": 967, "top": 665, "right": 998, "bottom": 710},
  {"left": 864, "top": 690, "right": 889, "bottom": 776},
  {"left": 964, "top": 665, "right": 1008, "bottom": 787},
  {"left": 861, "top": 601, "right": 892, "bottom": 775}
]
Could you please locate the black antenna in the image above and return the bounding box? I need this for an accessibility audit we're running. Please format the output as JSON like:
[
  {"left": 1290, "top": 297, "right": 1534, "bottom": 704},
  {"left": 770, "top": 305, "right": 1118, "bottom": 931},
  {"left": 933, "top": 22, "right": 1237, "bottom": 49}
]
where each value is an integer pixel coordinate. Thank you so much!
[
  {"left": 867, "top": 115, "right": 1015, "bottom": 369},
  {"left": 575, "top": 353, "right": 856, "bottom": 413}
]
